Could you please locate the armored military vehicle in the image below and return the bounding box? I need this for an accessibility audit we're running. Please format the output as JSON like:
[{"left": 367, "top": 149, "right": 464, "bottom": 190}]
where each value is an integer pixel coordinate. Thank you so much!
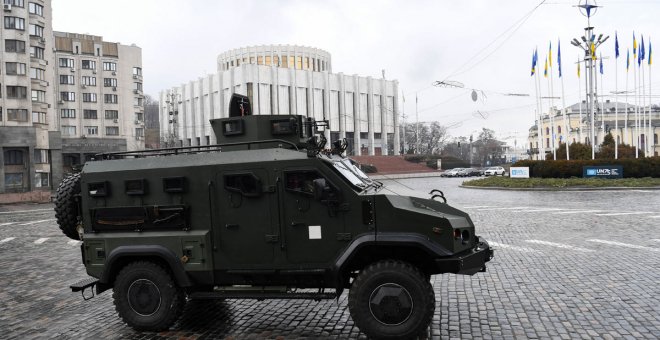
[{"left": 57, "top": 94, "right": 493, "bottom": 339}]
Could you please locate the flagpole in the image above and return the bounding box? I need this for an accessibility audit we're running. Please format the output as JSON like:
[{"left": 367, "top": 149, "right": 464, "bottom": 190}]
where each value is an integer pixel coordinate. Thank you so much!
[
  {"left": 641, "top": 54, "right": 646, "bottom": 157},
  {"left": 559, "top": 40, "right": 569, "bottom": 160},
  {"left": 649, "top": 40, "right": 653, "bottom": 157},
  {"left": 614, "top": 34, "right": 619, "bottom": 159},
  {"left": 415, "top": 94, "right": 419, "bottom": 154},
  {"left": 549, "top": 45, "right": 557, "bottom": 160},
  {"left": 578, "top": 57, "right": 583, "bottom": 143},
  {"left": 634, "top": 42, "right": 639, "bottom": 158},
  {"left": 536, "top": 65, "right": 545, "bottom": 160},
  {"left": 598, "top": 54, "right": 605, "bottom": 146},
  {"left": 401, "top": 91, "right": 406, "bottom": 153},
  {"left": 590, "top": 50, "right": 596, "bottom": 159},
  {"left": 625, "top": 49, "right": 629, "bottom": 147}
]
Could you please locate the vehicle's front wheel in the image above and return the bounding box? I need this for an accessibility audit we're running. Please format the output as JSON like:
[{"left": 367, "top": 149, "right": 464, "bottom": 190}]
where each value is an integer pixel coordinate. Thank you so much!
[
  {"left": 113, "top": 261, "right": 185, "bottom": 331},
  {"left": 348, "top": 260, "right": 434, "bottom": 339}
]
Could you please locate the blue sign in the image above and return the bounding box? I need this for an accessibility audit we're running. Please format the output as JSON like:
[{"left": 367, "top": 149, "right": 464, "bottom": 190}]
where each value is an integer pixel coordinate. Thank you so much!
[{"left": 583, "top": 166, "right": 623, "bottom": 179}]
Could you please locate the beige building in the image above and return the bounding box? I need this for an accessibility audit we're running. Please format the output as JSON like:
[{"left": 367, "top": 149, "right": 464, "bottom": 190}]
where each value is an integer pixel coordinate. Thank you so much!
[
  {"left": 528, "top": 100, "right": 659, "bottom": 158},
  {"left": 53, "top": 32, "right": 144, "bottom": 172},
  {"left": 0, "top": 0, "right": 144, "bottom": 195}
]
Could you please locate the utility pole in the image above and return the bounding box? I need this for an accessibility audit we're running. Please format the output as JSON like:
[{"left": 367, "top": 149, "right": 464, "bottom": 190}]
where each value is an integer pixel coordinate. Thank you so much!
[{"left": 165, "top": 90, "right": 181, "bottom": 147}]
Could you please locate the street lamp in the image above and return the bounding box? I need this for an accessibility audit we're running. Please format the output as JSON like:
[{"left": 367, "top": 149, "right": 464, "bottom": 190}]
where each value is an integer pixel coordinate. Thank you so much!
[{"left": 571, "top": 0, "right": 607, "bottom": 160}]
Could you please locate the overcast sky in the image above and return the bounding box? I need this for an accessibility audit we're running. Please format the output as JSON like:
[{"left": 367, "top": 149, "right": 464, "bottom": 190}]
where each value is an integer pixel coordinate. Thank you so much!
[{"left": 52, "top": 0, "right": 660, "bottom": 147}]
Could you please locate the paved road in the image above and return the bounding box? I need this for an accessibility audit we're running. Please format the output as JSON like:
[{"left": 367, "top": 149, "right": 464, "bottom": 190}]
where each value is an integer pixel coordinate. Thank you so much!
[{"left": 0, "top": 177, "right": 658, "bottom": 339}]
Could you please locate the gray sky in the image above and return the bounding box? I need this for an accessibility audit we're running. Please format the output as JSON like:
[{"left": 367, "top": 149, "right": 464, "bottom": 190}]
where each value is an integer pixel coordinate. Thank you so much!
[{"left": 52, "top": 0, "right": 660, "bottom": 146}]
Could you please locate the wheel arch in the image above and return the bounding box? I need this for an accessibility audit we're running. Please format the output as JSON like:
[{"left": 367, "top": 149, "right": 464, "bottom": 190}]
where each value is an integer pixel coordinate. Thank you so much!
[
  {"left": 100, "top": 245, "right": 192, "bottom": 292},
  {"left": 333, "top": 233, "right": 451, "bottom": 288}
]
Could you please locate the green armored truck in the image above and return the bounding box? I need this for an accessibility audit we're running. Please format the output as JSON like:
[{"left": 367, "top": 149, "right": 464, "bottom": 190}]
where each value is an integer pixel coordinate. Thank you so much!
[{"left": 57, "top": 94, "right": 493, "bottom": 339}]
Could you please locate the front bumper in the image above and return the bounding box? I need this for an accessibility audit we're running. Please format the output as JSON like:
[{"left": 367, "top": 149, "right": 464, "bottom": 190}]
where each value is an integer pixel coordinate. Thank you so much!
[{"left": 434, "top": 237, "right": 493, "bottom": 275}]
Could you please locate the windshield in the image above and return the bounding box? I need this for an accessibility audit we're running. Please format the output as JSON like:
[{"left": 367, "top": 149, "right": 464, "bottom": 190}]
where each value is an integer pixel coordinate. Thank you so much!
[{"left": 331, "top": 159, "right": 374, "bottom": 190}]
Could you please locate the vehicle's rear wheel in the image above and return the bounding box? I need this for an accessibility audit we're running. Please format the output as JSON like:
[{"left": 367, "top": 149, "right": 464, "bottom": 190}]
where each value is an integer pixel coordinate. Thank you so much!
[
  {"left": 54, "top": 173, "right": 82, "bottom": 240},
  {"left": 348, "top": 260, "right": 434, "bottom": 339},
  {"left": 113, "top": 261, "right": 185, "bottom": 331}
]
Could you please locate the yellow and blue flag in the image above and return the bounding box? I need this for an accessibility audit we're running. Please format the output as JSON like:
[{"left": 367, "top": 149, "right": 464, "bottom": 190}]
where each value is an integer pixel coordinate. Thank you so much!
[
  {"left": 627, "top": 48, "right": 630, "bottom": 71},
  {"left": 600, "top": 53, "right": 603, "bottom": 74},
  {"left": 633, "top": 32, "right": 637, "bottom": 58},
  {"left": 531, "top": 49, "right": 537, "bottom": 76},
  {"left": 649, "top": 41, "right": 652, "bottom": 66},
  {"left": 544, "top": 57, "right": 548, "bottom": 77},
  {"left": 548, "top": 42, "right": 552, "bottom": 67},
  {"left": 577, "top": 60, "right": 581, "bottom": 78}
]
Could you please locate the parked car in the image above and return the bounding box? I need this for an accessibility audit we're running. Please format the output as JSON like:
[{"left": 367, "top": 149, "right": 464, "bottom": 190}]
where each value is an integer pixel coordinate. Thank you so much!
[
  {"left": 466, "top": 168, "right": 483, "bottom": 177},
  {"left": 444, "top": 168, "right": 464, "bottom": 177},
  {"left": 484, "top": 166, "right": 506, "bottom": 176}
]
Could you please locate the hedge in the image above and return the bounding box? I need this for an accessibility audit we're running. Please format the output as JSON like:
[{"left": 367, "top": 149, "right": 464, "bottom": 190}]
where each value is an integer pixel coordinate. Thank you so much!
[
  {"left": 404, "top": 154, "right": 469, "bottom": 170},
  {"left": 513, "top": 157, "right": 660, "bottom": 178}
]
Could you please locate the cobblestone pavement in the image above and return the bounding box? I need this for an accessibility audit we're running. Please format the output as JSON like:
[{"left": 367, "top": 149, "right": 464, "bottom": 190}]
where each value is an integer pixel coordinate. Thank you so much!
[{"left": 0, "top": 177, "right": 659, "bottom": 339}]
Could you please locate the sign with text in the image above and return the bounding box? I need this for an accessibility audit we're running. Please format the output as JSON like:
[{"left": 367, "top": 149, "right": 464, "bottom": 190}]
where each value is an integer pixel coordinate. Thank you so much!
[
  {"left": 509, "top": 167, "right": 530, "bottom": 178},
  {"left": 583, "top": 166, "right": 623, "bottom": 179}
]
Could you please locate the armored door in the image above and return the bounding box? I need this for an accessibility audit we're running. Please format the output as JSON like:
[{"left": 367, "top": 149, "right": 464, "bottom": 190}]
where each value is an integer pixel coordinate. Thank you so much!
[
  {"left": 279, "top": 168, "right": 346, "bottom": 265},
  {"left": 213, "top": 169, "right": 277, "bottom": 267}
]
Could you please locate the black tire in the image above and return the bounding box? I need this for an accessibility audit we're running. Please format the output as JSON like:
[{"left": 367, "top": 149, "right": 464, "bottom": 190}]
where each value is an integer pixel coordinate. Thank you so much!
[
  {"left": 113, "top": 261, "right": 185, "bottom": 331},
  {"left": 348, "top": 260, "right": 435, "bottom": 340},
  {"left": 54, "top": 173, "right": 82, "bottom": 240}
]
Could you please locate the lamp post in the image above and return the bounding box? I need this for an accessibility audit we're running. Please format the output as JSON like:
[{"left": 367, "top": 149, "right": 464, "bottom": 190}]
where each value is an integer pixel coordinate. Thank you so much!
[
  {"left": 571, "top": 0, "right": 608, "bottom": 159},
  {"left": 164, "top": 91, "right": 181, "bottom": 147}
]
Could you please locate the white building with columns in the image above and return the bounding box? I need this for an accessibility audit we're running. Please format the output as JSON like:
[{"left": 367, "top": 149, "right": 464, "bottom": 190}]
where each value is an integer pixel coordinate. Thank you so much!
[{"left": 159, "top": 45, "right": 400, "bottom": 156}]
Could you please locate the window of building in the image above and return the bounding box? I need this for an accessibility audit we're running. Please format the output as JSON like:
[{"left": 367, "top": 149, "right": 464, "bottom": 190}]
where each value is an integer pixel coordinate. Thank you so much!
[
  {"left": 134, "top": 97, "right": 143, "bottom": 106},
  {"left": 103, "top": 62, "right": 117, "bottom": 71},
  {"left": 30, "top": 46, "right": 44, "bottom": 59},
  {"left": 7, "top": 86, "right": 27, "bottom": 99},
  {"left": 558, "top": 126, "right": 562, "bottom": 134},
  {"left": 133, "top": 67, "right": 142, "bottom": 76},
  {"left": 81, "top": 76, "right": 96, "bottom": 86},
  {"left": 34, "top": 149, "right": 48, "bottom": 164},
  {"left": 28, "top": 24, "right": 43, "bottom": 37},
  {"left": 296, "top": 56, "right": 302, "bottom": 69},
  {"left": 59, "top": 58, "right": 74, "bottom": 68},
  {"left": 135, "top": 112, "right": 143, "bottom": 122},
  {"left": 31, "top": 90, "right": 45, "bottom": 102},
  {"left": 82, "top": 60, "right": 96, "bottom": 69},
  {"left": 60, "top": 92, "right": 75, "bottom": 102},
  {"left": 134, "top": 82, "right": 142, "bottom": 91},
  {"left": 82, "top": 93, "right": 97, "bottom": 103},
  {"left": 5, "top": 39, "right": 25, "bottom": 53},
  {"left": 104, "top": 94, "right": 118, "bottom": 104},
  {"left": 4, "top": 150, "right": 24, "bottom": 165},
  {"left": 105, "top": 110, "right": 118, "bottom": 119},
  {"left": 135, "top": 128, "right": 144, "bottom": 137},
  {"left": 61, "top": 109, "right": 75, "bottom": 118},
  {"left": 32, "top": 111, "right": 46, "bottom": 124},
  {"left": 265, "top": 56, "right": 271, "bottom": 66},
  {"left": 30, "top": 67, "right": 45, "bottom": 80},
  {"left": 6, "top": 62, "right": 27, "bottom": 75},
  {"left": 0, "top": 108, "right": 2, "bottom": 121},
  {"left": 4, "top": 17, "right": 25, "bottom": 30},
  {"left": 35, "top": 172, "right": 48, "bottom": 188},
  {"left": 304, "top": 57, "right": 309, "bottom": 69},
  {"left": 6, "top": 0, "right": 25, "bottom": 7},
  {"left": 28, "top": 2, "right": 43, "bottom": 16},
  {"left": 4, "top": 173, "right": 23, "bottom": 189},
  {"left": 106, "top": 126, "right": 119, "bottom": 135},
  {"left": 83, "top": 109, "right": 98, "bottom": 119},
  {"left": 281, "top": 56, "right": 288, "bottom": 68},
  {"left": 84, "top": 126, "right": 98, "bottom": 135},
  {"left": 61, "top": 125, "right": 76, "bottom": 136},
  {"left": 59, "top": 74, "right": 75, "bottom": 85},
  {"left": 7, "top": 109, "right": 28, "bottom": 121},
  {"left": 103, "top": 78, "right": 117, "bottom": 87}
]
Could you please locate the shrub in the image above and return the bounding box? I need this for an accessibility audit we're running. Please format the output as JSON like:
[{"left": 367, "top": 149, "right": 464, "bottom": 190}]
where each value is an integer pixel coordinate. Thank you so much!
[
  {"left": 360, "top": 164, "right": 378, "bottom": 173},
  {"left": 514, "top": 157, "right": 660, "bottom": 178}
]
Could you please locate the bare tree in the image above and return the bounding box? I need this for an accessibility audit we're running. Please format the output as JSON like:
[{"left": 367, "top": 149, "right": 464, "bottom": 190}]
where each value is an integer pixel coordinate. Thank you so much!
[{"left": 400, "top": 121, "right": 449, "bottom": 155}]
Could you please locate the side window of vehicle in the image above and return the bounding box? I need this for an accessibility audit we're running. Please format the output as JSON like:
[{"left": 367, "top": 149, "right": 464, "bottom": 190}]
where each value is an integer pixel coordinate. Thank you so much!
[
  {"left": 284, "top": 170, "right": 323, "bottom": 197},
  {"left": 224, "top": 173, "right": 262, "bottom": 197}
]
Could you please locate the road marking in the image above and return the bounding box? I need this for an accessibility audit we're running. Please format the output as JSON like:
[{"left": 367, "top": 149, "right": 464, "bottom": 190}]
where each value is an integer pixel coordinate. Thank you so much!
[
  {"left": 33, "top": 238, "right": 49, "bottom": 244},
  {"left": 474, "top": 207, "right": 530, "bottom": 211},
  {"left": 463, "top": 206, "right": 493, "bottom": 209},
  {"left": 525, "top": 240, "right": 595, "bottom": 252},
  {"left": 0, "top": 208, "right": 53, "bottom": 215},
  {"left": 68, "top": 240, "right": 81, "bottom": 246},
  {"left": 586, "top": 239, "right": 660, "bottom": 252},
  {"left": 488, "top": 241, "right": 539, "bottom": 253},
  {"left": 553, "top": 210, "right": 603, "bottom": 215},
  {"left": 18, "top": 219, "right": 55, "bottom": 226},
  {"left": 1, "top": 237, "right": 16, "bottom": 244},
  {"left": 594, "top": 212, "right": 654, "bottom": 216},
  {"left": 648, "top": 216, "right": 660, "bottom": 219},
  {"left": 514, "top": 208, "right": 563, "bottom": 213},
  {"left": 0, "top": 222, "right": 14, "bottom": 226}
]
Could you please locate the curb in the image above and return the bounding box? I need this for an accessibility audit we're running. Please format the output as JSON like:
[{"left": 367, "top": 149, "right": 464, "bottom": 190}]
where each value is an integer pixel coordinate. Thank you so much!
[
  {"left": 460, "top": 185, "right": 660, "bottom": 191},
  {"left": 370, "top": 172, "right": 443, "bottom": 180}
]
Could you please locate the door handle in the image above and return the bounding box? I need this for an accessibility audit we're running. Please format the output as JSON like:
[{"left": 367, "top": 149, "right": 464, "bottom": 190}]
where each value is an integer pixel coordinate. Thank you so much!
[
  {"left": 290, "top": 221, "right": 306, "bottom": 227},
  {"left": 225, "top": 223, "right": 239, "bottom": 228}
]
